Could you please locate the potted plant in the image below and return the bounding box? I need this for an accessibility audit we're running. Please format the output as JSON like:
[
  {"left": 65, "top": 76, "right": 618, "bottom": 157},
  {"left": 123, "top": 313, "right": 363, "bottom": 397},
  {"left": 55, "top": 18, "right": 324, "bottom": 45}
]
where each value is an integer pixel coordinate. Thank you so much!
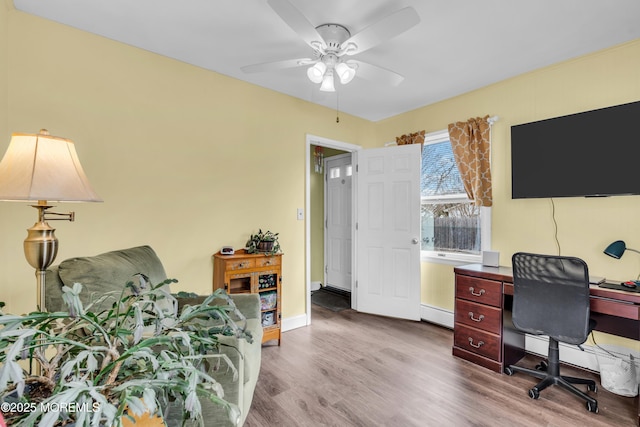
[
  {"left": 246, "top": 229, "right": 281, "bottom": 255},
  {"left": 0, "top": 278, "right": 250, "bottom": 427}
]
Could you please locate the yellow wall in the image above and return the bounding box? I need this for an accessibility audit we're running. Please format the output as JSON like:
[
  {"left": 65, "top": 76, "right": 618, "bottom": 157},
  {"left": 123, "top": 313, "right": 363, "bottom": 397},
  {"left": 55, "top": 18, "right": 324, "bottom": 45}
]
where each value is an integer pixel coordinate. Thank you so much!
[
  {"left": 1, "top": 6, "right": 640, "bottom": 347},
  {"left": 0, "top": 10, "right": 374, "bottom": 316},
  {"left": 0, "top": 1, "right": 8, "bottom": 141},
  {"left": 377, "top": 39, "right": 640, "bottom": 349},
  {"left": 376, "top": 39, "right": 640, "bottom": 314}
]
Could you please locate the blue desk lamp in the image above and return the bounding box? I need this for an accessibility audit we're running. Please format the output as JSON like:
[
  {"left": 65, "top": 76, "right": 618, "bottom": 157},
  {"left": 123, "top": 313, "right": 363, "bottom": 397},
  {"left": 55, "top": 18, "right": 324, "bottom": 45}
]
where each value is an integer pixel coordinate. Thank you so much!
[{"left": 604, "top": 240, "right": 640, "bottom": 287}]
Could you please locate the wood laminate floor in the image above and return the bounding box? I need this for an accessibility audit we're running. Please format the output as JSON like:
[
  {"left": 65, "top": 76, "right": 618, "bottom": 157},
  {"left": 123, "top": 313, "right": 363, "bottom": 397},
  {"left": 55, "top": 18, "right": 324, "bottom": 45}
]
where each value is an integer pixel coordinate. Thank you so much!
[{"left": 245, "top": 305, "right": 637, "bottom": 427}]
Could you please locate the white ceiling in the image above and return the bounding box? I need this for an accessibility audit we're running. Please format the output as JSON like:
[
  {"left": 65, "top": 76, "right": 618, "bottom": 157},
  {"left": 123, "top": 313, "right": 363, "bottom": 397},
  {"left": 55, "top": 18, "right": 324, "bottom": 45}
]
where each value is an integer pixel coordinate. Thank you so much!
[{"left": 12, "top": 0, "right": 640, "bottom": 122}]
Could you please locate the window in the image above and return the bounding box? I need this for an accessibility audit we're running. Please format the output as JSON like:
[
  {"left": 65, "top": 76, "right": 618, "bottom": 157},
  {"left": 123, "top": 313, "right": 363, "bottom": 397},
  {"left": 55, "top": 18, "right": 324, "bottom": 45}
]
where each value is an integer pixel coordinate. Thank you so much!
[
  {"left": 421, "top": 130, "right": 491, "bottom": 262},
  {"left": 329, "top": 165, "right": 352, "bottom": 179}
]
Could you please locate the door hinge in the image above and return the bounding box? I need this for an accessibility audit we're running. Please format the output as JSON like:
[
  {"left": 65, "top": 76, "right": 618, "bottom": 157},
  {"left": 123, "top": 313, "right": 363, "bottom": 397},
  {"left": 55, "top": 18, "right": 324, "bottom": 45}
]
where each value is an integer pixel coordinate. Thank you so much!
[{"left": 325, "top": 265, "right": 328, "bottom": 274}]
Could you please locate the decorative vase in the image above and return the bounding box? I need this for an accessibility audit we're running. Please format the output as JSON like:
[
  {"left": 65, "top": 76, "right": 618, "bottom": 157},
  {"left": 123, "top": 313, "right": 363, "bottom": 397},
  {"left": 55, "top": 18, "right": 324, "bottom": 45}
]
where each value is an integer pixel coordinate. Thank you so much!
[{"left": 257, "top": 241, "right": 274, "bottom": 252}]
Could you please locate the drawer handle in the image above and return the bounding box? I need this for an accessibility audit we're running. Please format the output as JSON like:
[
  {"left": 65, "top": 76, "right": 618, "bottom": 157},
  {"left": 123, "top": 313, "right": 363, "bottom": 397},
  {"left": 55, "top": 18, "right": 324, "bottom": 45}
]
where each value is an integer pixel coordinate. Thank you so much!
[
  {"left": 237, "top": 262, "right": 247, "bottom": 268},
  {"left": 264, "top": 260, "right": 272, "bottom": 265},
  {"left": 468, "top": 337, "right": 485, "bottom": 349},
  {"left": 468, "top": 312, "right": 485, "bottom": 322},
  {"left": 469, "top": 287, "right": 485, "bottom": 297}
]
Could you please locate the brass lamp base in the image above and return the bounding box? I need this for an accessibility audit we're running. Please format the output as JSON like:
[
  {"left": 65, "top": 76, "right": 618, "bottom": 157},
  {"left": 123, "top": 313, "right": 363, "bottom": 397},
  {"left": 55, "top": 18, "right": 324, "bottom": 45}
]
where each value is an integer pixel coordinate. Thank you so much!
[{"left": 24, "top": 202, "right": 74, "bottom": 311}]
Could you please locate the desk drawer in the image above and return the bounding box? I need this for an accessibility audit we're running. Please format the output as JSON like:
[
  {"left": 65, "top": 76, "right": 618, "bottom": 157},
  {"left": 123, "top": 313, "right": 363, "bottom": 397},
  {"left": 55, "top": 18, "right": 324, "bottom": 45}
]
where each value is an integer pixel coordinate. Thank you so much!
[
  {"left": 591, "top": 297, "right": 640, "bottom": 320},
  {"left": 454, "top": 323, "right": 501, "bottom": 361},
  {"left": 455, "top": 275, "right": 502, "bottom": 307},
  {"left": 455, "top": 299, "right": 502, "bottom": 334}
]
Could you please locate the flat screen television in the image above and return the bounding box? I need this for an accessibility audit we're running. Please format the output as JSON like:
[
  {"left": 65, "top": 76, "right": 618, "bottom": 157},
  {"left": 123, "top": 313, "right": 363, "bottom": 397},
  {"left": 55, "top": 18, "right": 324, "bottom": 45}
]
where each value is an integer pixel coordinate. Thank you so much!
[{"left": 511, "top": 100, "right": 640, "bottom": 199}]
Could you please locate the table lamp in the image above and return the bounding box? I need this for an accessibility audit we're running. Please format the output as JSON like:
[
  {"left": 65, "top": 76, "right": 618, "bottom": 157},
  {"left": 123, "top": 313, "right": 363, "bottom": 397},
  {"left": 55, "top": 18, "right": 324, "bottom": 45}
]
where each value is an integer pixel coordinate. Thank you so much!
[
  {"left": 0, "top": 130, "right": 102, "bottom": 311},
  {"left": 603, "top": 240, "right": 640, "bottom": 286}
]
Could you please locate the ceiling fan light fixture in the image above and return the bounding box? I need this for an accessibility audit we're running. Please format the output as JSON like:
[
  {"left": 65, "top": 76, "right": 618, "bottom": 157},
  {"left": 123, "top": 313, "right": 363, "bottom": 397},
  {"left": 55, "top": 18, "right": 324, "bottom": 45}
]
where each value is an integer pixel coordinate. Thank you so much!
[
  {"left": 319, "top": 70, "right": 335, "bottom": 92},
  {"left": 335, "top": 62, "right": 356, "bottom": 84},
  {"left": 307, "top": 62, "right": 326, "bottom": 83}
]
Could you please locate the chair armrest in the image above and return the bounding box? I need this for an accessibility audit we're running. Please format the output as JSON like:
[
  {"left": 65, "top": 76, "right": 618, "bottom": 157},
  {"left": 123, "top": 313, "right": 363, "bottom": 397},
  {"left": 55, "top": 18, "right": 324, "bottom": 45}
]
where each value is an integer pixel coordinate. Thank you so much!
[{"left": 175, "top": 293, "right": 260, "bottom": 320}]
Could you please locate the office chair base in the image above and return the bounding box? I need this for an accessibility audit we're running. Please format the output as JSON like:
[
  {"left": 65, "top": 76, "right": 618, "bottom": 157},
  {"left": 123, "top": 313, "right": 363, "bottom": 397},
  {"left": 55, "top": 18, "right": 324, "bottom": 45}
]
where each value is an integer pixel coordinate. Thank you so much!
[{"left": 505, "top": 364, "right": 598, "bottom": 413}]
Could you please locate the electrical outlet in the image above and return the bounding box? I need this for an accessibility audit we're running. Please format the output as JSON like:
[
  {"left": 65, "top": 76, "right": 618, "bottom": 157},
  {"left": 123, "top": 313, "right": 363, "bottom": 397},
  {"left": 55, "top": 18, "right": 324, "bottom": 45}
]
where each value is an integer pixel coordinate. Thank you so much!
[{"left": 297, "top": 208, "right": 304, "bottom": 221}]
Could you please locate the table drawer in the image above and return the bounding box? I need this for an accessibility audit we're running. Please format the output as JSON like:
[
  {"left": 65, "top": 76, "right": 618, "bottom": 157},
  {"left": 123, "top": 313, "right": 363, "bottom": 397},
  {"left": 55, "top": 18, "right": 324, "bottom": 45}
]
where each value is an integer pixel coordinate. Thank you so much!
[
  {"left": 225, "top": 258, "right": 255, "bottom": 271},
  {"left": 454, "top": 323, "right": 501, "bottom": 361},
  {"left": 256, "top": 256, "right": 281, "bottom": 267},
  {"left": 456, "top": 275, "right": 502, "bottom": 307},
  {"left": 455, "top": 299, "right": 502, "bottom": 335}
]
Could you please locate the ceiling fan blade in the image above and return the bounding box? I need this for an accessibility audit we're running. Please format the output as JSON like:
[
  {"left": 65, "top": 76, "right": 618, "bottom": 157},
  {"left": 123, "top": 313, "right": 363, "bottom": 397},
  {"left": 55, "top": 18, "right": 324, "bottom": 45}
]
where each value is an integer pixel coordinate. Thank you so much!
[
  {"left": 343, "top": 7, "right": 420, "bottom": 55},
  {"left": 242, "top": 58, "right": 316, "bottom": 74},
  {"left": 351, "top": 60, "right": 404, "bottom": 86},
  {"left": 267, "top": 0, "right": 326, "bottom": 50}
]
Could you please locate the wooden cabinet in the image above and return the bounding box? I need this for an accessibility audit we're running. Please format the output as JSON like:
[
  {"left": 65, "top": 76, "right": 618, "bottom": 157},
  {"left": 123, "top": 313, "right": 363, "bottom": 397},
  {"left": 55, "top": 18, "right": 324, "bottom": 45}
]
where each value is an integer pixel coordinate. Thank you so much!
[
  {"left": 213, "top": 249, "right": 282, "bottom": 345},
  {"left": 452, "top": 265, "right": 525, "bottom": 373}
]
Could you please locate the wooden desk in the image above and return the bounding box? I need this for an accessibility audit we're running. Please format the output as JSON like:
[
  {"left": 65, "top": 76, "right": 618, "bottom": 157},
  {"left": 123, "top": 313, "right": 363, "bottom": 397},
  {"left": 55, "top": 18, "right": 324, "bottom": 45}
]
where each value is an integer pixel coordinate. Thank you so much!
[{"left": 453, "top": 264, "right": 640, "bottom": 423}]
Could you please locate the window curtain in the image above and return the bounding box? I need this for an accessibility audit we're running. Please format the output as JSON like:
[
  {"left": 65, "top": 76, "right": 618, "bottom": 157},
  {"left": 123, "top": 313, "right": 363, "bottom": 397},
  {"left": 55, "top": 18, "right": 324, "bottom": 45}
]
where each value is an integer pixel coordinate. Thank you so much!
[
  {"left": 396, "top": 130, "right": 425, "bottom": 146},
  {"left": 448, "top": 116, "right": 492, "bottom": 207}
]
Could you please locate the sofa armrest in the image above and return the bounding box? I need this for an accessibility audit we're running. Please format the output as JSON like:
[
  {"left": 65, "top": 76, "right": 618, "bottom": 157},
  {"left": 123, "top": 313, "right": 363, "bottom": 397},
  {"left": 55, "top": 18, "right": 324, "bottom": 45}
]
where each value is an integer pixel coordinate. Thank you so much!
[
  {"left": 228, "top": 294, "right": 260, "bottom": 320},
  {"left": 165, "top": 293, "right": 262, "bottom": 426},
  {"left": 176, "top": 293, "right": 260, "bottom": 320}
]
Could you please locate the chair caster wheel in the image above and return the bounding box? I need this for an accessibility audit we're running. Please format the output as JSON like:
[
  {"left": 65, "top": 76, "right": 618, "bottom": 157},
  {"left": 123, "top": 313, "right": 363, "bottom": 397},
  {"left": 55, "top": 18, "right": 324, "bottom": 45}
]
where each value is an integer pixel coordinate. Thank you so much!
[
  {"left": 504, "top": 366, "right": 514, "bottom": 376},
  {"left": 528, "top": 388, "right": 540, "bottom": 400},
  {"left": 587, "top": 383, "right": 597, "bottom": 392},
  {"left": 535, "top": 360, "right": 548, "bottom": 371},
  {"left": 586, "top": 401, "right": 598, "bottom": 413}
]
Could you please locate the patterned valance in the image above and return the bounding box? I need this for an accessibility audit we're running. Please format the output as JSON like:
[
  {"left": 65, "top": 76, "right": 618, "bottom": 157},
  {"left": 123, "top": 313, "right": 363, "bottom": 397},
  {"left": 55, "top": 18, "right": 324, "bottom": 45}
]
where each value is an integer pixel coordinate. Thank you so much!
[{"left": 396, "top": 130, "right": 425, "bottom": 146}]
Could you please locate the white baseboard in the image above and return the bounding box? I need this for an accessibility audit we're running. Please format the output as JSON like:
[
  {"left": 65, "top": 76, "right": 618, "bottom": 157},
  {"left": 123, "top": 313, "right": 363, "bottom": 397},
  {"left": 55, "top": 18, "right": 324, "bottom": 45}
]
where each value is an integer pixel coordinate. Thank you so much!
[
  {"left": 282, "top": 313, "right": 307, "bottom": 333},
  {"left": 420, "top": 303, "right": 454, "bottom": 329},
  {"left": 420, "top": 305, "right": 601, "bottom": 373}
]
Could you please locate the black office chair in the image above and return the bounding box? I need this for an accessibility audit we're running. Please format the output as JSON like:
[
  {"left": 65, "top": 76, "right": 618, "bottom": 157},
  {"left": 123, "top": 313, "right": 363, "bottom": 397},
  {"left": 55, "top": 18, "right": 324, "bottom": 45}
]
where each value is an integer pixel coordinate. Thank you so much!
[{"left": 505, "top": 252, "right": 598, "bottom": 413}]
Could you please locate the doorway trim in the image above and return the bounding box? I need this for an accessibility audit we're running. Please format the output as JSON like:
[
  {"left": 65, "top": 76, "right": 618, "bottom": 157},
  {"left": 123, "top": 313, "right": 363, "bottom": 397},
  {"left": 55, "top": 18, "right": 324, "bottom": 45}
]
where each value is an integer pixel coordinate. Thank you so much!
[{"left": 305, "top": 134, "right": 361, "bottom": 326}]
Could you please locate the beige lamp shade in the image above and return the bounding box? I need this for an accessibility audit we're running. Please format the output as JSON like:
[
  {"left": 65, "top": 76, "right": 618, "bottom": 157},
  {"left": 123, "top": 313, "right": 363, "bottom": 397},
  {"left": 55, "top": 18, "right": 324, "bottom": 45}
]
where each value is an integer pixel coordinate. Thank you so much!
[{"left": 0, "top": 130, "right": 102, "bottom": 202}]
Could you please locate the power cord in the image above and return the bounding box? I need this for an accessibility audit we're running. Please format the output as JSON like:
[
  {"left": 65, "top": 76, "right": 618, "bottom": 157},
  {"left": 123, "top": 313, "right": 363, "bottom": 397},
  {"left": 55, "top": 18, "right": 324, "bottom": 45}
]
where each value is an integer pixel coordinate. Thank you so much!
[
  {"left": 590, "top": 330, "right": 637, "bottom": 368},
  {"left": 550, "top": 198, "right": 561, "bottom": 256}
]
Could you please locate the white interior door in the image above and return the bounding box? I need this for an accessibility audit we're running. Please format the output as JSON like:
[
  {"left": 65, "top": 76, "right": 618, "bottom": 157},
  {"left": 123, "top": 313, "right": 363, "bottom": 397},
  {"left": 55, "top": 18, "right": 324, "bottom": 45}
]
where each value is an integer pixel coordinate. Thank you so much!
[
  {"left": 355, "top": 144, "right": 421, "bottom": 321},
  {"left": 324, "top": 154, "right": 352, "bottom": 292}
]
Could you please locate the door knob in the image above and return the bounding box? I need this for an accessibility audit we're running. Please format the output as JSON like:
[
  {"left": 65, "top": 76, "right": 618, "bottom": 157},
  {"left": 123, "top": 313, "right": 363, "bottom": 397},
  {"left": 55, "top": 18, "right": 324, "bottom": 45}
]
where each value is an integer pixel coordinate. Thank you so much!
[{"left": 412, "top": 238, "right": 419, "bottom": 244}]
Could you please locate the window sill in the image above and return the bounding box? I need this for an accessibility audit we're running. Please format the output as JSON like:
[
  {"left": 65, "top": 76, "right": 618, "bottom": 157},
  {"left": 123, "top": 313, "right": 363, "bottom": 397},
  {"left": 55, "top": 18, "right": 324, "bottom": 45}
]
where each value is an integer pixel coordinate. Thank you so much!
[{"left": 421, "top": 251, "right": 481, "bottom": 266}]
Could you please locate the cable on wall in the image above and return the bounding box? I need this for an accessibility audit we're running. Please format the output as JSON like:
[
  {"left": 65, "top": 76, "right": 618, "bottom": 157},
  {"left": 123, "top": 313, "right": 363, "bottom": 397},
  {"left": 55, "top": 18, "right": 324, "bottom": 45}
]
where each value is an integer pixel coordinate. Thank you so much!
[{"left": 550, "top": 198, "right": 561, "bottom": 255}]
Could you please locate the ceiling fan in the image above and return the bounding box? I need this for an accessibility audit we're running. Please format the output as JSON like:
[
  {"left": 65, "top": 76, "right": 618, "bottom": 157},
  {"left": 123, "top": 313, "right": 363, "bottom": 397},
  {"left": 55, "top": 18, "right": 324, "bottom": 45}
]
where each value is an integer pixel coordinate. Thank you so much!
[{"left": 242, "top": 0, "right": 420, "bottom": 92}]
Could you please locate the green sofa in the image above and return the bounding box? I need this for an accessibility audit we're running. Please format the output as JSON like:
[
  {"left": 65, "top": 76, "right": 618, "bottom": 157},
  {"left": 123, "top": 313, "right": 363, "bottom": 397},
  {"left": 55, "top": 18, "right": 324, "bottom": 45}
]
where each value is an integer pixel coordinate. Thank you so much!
[{"left": 44, "top": 245, "right": 262, "bottom": 426}]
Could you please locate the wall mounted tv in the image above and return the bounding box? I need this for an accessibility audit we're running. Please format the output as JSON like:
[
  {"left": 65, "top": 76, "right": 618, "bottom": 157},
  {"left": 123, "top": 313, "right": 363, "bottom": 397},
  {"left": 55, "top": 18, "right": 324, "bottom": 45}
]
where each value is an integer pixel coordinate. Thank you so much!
[{"left": 511, "top": 100, "right": 640, "bottom": 199}]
